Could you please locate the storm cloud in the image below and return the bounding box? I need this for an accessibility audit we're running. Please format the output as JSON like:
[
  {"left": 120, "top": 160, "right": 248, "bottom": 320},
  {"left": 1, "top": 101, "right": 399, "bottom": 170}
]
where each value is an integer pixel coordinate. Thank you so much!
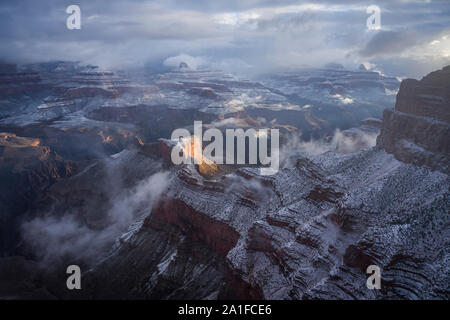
[
  {"left": 0, "top": 0, "right": 449, "bottom": 77},
  {"left": 359, "top": 30, "right": 418, "bottom": 57}
]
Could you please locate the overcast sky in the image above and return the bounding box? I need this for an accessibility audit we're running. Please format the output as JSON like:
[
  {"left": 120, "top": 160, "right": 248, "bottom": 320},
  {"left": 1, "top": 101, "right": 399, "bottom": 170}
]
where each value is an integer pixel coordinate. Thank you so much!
[{"left": 0, "top": 0, "right": 449, "bottom": 77}]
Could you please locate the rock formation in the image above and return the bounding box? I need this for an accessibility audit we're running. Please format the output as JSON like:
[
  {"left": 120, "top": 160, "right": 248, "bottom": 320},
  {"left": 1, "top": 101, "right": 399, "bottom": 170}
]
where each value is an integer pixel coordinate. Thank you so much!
[
  {"left": 0, "top": 133, "right": 75, "bottom": 255},
  {"left": 68, "top": 138, "right": 448, "bottom": 299},
  {"left": 377, "top": 66, "right": 450, "bottom": 173}
]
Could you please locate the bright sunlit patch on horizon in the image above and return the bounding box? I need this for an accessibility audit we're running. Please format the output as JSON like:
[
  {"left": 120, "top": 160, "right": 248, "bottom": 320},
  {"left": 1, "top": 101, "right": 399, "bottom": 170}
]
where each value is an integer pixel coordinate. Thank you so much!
[
  {"left": 214, "top": 12, "right": 260, "bottom": 25},
  {"left": 400, "top": 32, "right": 450, "bottom": 62}
]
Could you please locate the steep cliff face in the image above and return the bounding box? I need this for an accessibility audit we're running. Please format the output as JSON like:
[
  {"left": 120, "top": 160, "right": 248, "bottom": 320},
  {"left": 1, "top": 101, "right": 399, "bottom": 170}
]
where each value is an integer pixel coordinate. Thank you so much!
[
  {"left": 69, "top": 144, "right": 448, "bottom": 300},
  {"left": 0, "top": 133, "right": 75, "bottom": 255},
  {"left": 377, "top": 66, "right": 450, "bottom": 173}
]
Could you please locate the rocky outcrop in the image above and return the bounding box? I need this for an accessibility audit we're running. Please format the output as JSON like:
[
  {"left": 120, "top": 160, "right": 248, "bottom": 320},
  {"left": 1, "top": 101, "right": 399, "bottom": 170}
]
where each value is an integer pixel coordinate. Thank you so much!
[
  {"left": 0, "top": 71, "right": 49, "bottom": 99},
  {"left": 395, "top": 67, "right": 450, "bottom": 122},
  {"left": 187, "top": 87, "right": 221, "bottom": 99},
  {"left": 0, "top": 134, "right": 75, "bottom": 256},
  {"left": 377, "top": 66, "right": 450, "bottom": 174},
  {"left": 145, "top": 198, "right": 240, "bottom": 257},
  {"left": 76, "top": 146, "right": 448, "bottom": 300}
]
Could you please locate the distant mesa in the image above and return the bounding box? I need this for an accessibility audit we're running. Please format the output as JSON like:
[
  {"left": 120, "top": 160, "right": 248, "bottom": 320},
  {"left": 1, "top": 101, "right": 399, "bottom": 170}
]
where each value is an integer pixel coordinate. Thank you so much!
[
  {"left": 21, "top": 61, "right": 82, "bottom": 73},
  {"left": 324, "top": 62, "right": 344, "bottom": 70},
  {"left": 179, "top": 62, "right": 190, "bottom": 71},
  {"left": 0, "top": 63, "right": 17, "bottom": 73}
]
